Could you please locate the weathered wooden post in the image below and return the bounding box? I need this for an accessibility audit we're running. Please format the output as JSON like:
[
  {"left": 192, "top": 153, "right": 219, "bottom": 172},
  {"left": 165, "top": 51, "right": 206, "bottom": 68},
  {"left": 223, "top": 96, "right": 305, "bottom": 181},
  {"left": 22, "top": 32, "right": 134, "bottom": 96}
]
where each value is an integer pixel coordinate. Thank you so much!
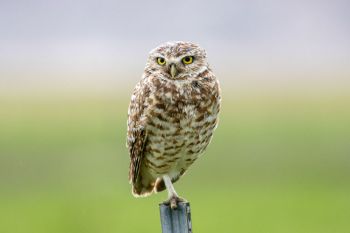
[{"left": 159, "top": 202, "right": 192, "bottom": 233}]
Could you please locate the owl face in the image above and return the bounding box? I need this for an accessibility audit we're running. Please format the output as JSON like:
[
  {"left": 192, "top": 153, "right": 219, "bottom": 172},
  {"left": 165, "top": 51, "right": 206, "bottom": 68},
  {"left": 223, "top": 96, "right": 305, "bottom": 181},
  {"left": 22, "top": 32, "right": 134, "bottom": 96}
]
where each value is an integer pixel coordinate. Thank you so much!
[{"left": 146, "top": 41, "right": 208, "bottom": 80}]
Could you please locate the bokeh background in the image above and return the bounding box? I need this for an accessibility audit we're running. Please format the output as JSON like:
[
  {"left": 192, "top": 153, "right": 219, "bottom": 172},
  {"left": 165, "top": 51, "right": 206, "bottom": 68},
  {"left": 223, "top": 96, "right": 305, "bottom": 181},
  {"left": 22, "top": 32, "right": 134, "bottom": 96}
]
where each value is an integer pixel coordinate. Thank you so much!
[{"left": 1, "top": 0, "right": 350, "bottom": 232}]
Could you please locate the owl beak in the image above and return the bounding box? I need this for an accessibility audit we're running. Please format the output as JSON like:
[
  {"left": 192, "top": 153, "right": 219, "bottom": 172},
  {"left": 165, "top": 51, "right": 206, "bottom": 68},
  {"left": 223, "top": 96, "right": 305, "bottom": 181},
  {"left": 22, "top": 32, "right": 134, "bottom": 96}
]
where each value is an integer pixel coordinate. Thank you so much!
[{"left": 170, "top": 63, "right": 177, "bottom": 78}]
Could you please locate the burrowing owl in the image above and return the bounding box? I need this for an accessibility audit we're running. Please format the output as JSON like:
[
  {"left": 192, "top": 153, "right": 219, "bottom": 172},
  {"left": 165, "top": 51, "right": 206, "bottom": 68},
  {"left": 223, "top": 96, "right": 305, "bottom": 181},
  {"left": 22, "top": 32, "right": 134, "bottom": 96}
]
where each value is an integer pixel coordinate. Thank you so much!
[{"left": 127, "top": 41, "right": 221, "bottom": 208}]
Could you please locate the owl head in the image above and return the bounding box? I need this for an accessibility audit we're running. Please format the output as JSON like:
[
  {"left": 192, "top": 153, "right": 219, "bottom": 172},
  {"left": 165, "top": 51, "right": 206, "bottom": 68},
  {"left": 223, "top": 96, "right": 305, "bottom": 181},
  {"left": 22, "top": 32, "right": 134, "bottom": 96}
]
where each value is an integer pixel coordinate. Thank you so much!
[{"left": 146, "top": 41, "right": 208, "bottom": 80}]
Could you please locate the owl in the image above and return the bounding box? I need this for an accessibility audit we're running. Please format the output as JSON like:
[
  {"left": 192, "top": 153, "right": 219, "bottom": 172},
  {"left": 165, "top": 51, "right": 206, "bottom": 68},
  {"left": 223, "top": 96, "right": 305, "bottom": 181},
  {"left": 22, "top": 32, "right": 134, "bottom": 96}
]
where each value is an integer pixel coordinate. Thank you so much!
[{"left": 127, "top": 41, "right": 221, "bottom": 209}]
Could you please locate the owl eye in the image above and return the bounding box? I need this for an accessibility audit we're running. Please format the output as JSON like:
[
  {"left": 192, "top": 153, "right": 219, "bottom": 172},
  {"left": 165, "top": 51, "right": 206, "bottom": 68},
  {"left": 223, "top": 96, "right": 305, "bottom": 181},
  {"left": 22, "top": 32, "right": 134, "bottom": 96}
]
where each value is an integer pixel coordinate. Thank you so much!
[
  {"left": 182, "top": 56, "right": 194, "bottom": 65},
  {"left": 157, "top": 57, "right": 166, "bottom": 65}
]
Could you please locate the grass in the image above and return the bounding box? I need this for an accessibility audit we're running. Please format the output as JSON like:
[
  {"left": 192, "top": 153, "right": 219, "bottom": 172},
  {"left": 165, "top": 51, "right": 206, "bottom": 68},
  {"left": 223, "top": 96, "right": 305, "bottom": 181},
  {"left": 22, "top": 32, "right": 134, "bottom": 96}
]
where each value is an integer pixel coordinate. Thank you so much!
[{"left": 0, "top": 91, "right": 349, "bottom": 233}]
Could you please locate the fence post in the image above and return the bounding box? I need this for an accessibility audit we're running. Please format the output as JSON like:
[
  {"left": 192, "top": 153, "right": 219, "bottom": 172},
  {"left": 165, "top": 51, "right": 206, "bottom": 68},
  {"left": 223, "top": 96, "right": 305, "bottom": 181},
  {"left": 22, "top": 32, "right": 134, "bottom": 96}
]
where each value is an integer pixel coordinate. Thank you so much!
[{"left": 159, "top": 202, "right": 192, "bottom": 233}]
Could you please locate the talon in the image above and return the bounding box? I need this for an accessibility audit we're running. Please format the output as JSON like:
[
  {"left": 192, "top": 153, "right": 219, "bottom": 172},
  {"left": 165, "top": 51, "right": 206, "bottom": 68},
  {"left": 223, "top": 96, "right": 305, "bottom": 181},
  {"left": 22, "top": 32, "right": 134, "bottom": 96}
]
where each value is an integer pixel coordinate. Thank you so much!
[
  {"left": 164, "top": 196, "right": 187, "bottom": 209},
  {"left": 170, "top": 198, "right": 177, "bottom": 209}
]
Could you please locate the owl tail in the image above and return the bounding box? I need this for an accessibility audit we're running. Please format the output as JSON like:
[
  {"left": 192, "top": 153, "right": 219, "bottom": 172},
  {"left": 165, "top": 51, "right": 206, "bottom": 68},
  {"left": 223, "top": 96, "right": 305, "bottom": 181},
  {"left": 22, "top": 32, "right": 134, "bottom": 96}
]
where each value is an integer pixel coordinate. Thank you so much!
[
  {"left": 154, "top": 178, "right": 166, "bottom": 192},
  {"left": 154, "top": 174, "right": 183, "bottom": 193},
  {"left": 131, "top": 172, "right": 156, "bottom": 197},
  {"left": 131, "top": 174, "right": 183, "bottom": 196},
  {"left": 132, "top": 183, "right": 154, "bottom": 197}
]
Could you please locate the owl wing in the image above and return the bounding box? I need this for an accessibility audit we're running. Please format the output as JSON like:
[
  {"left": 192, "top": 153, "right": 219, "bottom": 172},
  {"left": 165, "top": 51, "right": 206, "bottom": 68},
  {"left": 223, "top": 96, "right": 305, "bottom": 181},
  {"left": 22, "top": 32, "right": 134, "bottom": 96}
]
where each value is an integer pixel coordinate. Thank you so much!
[{"left": 127, "top": 79, "right": 151, "bottom": 184}]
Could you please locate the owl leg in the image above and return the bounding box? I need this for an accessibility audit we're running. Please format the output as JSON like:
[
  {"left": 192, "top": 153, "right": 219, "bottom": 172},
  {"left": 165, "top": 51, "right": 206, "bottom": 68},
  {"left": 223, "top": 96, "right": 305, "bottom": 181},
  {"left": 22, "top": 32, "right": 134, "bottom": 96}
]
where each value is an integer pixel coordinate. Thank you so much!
[{"left": 163, "top": 175, "right": 186, "bottom": 209}]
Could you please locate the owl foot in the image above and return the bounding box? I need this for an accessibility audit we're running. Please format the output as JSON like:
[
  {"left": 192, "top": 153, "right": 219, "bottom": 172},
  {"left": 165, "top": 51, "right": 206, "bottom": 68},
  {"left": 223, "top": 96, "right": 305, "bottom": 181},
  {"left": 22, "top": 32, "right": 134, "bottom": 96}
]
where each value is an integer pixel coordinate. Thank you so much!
[{"left": 163, "top": 196, "right": 187, "bottom": 209}]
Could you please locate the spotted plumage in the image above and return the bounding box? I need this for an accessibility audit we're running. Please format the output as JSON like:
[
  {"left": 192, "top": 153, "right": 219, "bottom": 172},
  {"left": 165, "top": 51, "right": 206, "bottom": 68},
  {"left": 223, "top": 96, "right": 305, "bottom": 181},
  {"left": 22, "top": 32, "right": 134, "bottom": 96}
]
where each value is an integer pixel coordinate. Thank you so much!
[{"left": 127, "top": 41, "right": 221, "bottom": 208}]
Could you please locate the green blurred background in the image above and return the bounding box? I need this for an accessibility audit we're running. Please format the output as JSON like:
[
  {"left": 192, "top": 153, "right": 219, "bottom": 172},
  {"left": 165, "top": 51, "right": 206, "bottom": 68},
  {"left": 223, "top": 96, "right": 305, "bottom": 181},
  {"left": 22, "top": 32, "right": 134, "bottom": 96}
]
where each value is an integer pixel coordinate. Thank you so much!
[{"left": 1, "top": 1, "right": 350, "bottom": 232}]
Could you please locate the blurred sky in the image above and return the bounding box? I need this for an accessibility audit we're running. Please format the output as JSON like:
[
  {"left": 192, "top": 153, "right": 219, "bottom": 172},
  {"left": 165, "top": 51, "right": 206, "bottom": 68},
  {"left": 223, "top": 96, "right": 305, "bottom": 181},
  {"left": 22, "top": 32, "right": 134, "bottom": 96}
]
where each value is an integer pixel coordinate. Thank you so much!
[{"left": 0, "top": 0, "right": 349, "bottom": 91}]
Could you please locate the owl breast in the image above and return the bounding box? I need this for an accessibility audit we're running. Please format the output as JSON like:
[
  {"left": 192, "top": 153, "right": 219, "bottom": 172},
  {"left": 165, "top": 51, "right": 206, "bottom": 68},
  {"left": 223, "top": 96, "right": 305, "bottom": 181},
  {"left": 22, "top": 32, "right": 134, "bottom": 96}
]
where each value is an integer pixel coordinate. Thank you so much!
[{"left": 142, "top": 72, "right": 220, "bottom": 180}]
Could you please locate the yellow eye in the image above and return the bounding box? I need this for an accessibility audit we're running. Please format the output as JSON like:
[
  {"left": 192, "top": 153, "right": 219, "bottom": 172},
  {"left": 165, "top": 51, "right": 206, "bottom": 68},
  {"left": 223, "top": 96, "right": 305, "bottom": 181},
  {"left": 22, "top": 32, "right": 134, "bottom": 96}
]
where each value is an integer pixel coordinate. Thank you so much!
[
  {"left": 157, "top": 57, "right": 166, "bottom": 65},
  {"left": 182, "top": 56, "right": 194, "bottom": 65}
]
